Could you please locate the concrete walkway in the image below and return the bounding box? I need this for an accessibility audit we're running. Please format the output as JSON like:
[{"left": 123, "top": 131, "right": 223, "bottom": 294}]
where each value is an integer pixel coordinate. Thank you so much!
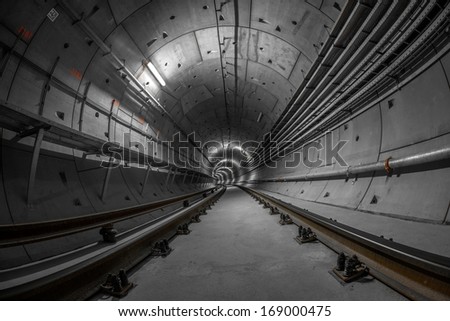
[{"left": 119, "top": 187, "right": 405, "bottom": 301}]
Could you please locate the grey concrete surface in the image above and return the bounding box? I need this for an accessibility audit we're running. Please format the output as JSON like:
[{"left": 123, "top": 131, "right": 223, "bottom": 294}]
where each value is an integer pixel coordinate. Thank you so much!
[
  {"left": 117, "top": 187, "right": 405, "bottom": 301},
  {"left": 254, "top": 188, "right": 450, "bottom": 258}
]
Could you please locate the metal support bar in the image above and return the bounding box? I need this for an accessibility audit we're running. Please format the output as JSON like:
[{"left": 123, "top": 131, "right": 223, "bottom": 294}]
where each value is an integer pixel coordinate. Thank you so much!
[
  {"left": 39, "top": 56, "right": 60, "bottom": 115},
  {"left": 171, "top": 169, "right": 177, "bottom": 184},
  {"left": 106, "top": 99, "right": 116, "bottom": 142},
  {"left": 190, "top": 173, "right": 196, "bottom": 184},
  {"left": 11, "top": 125, "right": 51, "bottom": 143},
  {"left": 101, "top": 157, "right": 115, "bottom": 202},
  {"left": 27, "top": 128, "right": 45, "bottom": 205},
  {"left": 182, "top": 172, "right": 187, "bottom": 184},
  {"left": 165, "top": 168, "right": 172, "bottom": 188},
  {"left": 140, "top": 166, "right": 152, "bottom": 196},
  {"left": 78, "top": 82, "right": 91, "bottom": 131}
]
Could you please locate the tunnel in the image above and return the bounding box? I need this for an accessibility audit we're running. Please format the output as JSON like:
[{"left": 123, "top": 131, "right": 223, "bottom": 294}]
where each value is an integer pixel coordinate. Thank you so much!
[{"left": 0, "top": 0, "right": 449, "bottom": 301}]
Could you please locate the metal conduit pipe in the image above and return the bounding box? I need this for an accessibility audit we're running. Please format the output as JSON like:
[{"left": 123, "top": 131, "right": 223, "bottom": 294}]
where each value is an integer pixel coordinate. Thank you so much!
[
  {"left": 242, "top": 39, "right": 446, "bottom": 175},
  {"left": 248, "top": 1, "right": 445, "bottom": 169},
  {"left": 277, "top": 44, "right": 450, "bottom": 167},
  {"left": 265, "top": 1, "right": 359, "bottom": 138},
  {"left": 282, "top": 1, "right": 449, "bottom": 149},
  {"left": 270, "top": 1, "right": 397, "bottom": 143},
  {"left": 269, "top": 1, "right": 377, "bottom": 142},
  {"left": 249, "top": 147, "right": 450, "bottom": 183},
  {"left": 260, "top": 0, "right": 419, "bottom": 153},
  {"left": 266, "top": 0, "right": 425, "bottom": 150},
  {"left": 276, "top": 0, "right": 441, "bottom": 146}
]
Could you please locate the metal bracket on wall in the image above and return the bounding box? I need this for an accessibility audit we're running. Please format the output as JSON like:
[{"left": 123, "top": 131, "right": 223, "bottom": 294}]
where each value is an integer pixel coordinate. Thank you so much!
[
  {"left": 11, "top": 124, "right": 51, "bottom": 143},
  {"left": 27, "top": 127, "right": 46, "bottom": 206},
  {"left": 39, "top": 56, "right": 60, "bottom": 116},
  {"left": 106, "top": 99, "right": 117, "bottom": 141},
  {"left": 171, "top": 168, "right": 177, "bottom": 184},
  {"left": 140, "top": 165, "right": 152, "bottom": 196},
  {"left": 101, "top": 157, "right": 116, "bottom": 202},
  {"left": 165, "top": 167, "right": 173, "bottom": 189},
  {"left": 78, "top": 82, "right": 91, "bottom": 132}
]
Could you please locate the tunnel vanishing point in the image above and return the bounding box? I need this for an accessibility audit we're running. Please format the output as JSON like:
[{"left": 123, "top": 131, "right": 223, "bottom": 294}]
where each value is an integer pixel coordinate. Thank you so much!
[{"left": 0, "top": 0, "right": 449, "bottom": 300}]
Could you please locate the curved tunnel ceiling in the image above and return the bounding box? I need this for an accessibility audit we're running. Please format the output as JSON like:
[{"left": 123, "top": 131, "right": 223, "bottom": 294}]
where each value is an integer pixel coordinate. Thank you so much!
[
  {"left": 2, "top": 0, "right": 448, "bottom": 183},
  {"left": 75, "top": 0, "right": 343, "bottom": 144}
]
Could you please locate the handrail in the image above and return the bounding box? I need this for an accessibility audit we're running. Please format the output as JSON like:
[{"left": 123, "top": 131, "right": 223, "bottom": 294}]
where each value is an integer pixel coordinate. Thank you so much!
[
  {"left": 241, "top": 186, "right": 450, "bottom": 300},
  {"left": 0, "top": 188, "right": 216, "bottom": 247}
]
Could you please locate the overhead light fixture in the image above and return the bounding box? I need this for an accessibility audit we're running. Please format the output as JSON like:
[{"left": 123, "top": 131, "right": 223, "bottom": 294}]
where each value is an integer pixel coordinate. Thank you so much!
[{"left": 147, "top": 61, "right": 166, "bottom": 87}]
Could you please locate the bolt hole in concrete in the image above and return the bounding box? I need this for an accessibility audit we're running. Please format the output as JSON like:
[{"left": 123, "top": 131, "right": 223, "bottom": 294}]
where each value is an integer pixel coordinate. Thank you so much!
[
  {"left": 55, "top": 111, "right": 65, "bottom": 120},
  {"left": 371, "top": 195, "right": 378, "bottom": 204},
  {"left": 106, "top": 187, "right": 405, "bottom": 301}
]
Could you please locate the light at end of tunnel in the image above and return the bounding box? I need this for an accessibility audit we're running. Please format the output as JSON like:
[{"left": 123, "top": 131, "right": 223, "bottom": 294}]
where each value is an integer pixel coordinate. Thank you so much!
[{"left": 147, "top": 61, "right": 166, "bottom": 87}]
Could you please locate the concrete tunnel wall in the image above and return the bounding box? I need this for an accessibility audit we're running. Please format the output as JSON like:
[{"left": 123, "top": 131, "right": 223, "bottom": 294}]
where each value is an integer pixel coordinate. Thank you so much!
[
  {"left": 0, "top": 2, "right": 215, "bottom": 269},
  {"left": 238, "top": 50, "right": 450, "bottom": 225},
  {"left": 0, "top": 140, "right": 213, "bottom": 269},
  {"left": 0, "top": 0, "right": 449, "bottom": 271}
]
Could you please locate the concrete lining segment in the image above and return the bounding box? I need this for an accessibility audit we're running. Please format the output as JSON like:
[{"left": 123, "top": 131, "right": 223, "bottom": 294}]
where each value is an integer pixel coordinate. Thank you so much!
[{"left": 118, "top": 187, "right": 405, "bottom": 301}]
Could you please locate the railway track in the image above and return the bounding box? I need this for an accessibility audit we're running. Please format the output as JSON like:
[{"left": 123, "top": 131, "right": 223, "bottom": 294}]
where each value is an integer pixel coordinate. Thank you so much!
[
  {"left": 0, "top": 187, "right": 225, "bottom": 300},
  {"left": 240, "top": 186, "right": 450, "bottom": 301}
]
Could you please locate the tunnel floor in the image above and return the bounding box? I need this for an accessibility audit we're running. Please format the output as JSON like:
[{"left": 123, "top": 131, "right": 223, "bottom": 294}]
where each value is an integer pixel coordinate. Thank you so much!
[{"left": 99, "top": 187, "right": 405, "bottom": 301}]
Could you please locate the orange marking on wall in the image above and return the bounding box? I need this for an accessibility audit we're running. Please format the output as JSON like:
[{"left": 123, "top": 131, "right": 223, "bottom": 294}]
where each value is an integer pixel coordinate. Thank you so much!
[
  {"left": 70, "top": 67, "right": 82, "bottom": 80},
  {"left": 17, "top": 26, "right": 33, "bottom": 41},
  {"left": 137, "top": 116, "right": 145, "bottom": 125}
]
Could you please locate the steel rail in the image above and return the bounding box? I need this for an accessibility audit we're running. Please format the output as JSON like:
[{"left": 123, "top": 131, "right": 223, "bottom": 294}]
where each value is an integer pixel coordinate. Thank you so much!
[
  {"left": 241, "top": 186, "right": 450, "bottom": 300},
  {"left": 0, "top": 187, "right": 217, "bottom": 247},
  {"left": 0, "top": 187, "right": 225, "bottom": 300}
]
